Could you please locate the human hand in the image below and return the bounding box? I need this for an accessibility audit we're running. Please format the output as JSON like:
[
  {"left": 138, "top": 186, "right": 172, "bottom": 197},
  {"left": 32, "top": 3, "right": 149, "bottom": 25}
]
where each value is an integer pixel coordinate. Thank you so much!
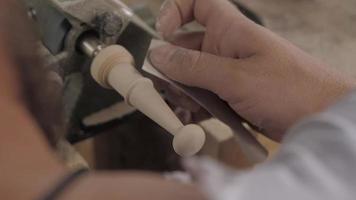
[{"left": 149, "top": 0, "right": 355, "bottom": 141}]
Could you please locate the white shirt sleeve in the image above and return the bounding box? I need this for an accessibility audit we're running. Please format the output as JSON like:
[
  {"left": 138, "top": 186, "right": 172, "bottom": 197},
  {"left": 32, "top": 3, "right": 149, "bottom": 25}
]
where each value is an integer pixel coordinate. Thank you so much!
[{"left": 197, "top": 92, "right": 356, "bottom": 200}]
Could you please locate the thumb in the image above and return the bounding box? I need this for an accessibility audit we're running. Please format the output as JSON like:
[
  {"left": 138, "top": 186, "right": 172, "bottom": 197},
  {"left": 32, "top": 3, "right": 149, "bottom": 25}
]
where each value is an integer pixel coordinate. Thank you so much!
[{"left": 149, "top": 44, "right": 240, "bottom": 93}]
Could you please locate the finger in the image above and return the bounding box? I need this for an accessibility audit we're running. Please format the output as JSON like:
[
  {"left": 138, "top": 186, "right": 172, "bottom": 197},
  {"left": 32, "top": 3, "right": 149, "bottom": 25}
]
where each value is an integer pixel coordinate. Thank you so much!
[
  {"left": 157, "top": 0, "right": 243, "bottom": 38},
  {"left": 149, "top": 43, "right": 245, "bottom": 94},
  {"left": 169, "top": 31, "right": 204, "bottom": 50}
]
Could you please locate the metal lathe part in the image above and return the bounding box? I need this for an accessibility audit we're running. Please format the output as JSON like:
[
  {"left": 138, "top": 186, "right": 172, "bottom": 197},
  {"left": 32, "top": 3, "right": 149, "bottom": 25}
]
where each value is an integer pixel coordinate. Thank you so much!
[
  {"left": 113, "top": 0, "right": 163, "bottom": 40},
  {"left": 79, "top": 36, "right": 104, "bottom": 58}
]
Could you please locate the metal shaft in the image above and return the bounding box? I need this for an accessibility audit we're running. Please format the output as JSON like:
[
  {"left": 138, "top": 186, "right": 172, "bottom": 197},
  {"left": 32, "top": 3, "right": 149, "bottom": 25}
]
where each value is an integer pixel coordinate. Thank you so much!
[{"left": 79, "top": 35, "right": 104, "bottom": 58}]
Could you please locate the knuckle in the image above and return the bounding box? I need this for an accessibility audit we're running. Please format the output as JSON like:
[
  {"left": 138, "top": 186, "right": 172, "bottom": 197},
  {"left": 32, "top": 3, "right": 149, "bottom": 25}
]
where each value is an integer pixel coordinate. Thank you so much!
[
  {"left": 169, "top": 48, "right": 196, "bottom": 72},
  {"left": 166, "top": 47, "right": 207, "bottom": 85},
  {"left": 190, "top": 52, "right": 204, "bottom": 74}
]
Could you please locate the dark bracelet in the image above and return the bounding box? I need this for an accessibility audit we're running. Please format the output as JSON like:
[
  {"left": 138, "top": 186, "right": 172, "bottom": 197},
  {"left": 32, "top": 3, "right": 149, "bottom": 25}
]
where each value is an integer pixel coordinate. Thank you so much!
[{"left": 39, "top": 168, "right": 89, "bottom": 200}]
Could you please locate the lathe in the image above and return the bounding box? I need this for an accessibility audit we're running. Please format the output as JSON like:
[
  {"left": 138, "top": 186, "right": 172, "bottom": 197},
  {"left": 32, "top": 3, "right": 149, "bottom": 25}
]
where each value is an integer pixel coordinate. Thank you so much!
[{"left": 23, "top": 0, "right": 268, "bottom": 169}]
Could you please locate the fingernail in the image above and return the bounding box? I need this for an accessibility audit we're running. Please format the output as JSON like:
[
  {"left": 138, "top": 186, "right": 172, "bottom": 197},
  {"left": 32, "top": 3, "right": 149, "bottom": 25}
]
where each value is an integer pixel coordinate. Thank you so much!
[
  {"left": 160, "top": 0, "right": 173, "bottom": 12},
  {"left": 156, "top": 0, "right": 175, "bottom": 37},
  {"left": 155, "top": 21, "right": 162, "bottom": 36},
  {"left": 149, "top": 45, "right": 175, "bottom": 68}
]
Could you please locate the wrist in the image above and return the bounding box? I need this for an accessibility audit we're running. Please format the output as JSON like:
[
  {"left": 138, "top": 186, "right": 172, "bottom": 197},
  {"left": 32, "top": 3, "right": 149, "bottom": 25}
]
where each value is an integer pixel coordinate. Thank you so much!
[{"left": 315, "top": 72, "right": 356, "bottom": 114}]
